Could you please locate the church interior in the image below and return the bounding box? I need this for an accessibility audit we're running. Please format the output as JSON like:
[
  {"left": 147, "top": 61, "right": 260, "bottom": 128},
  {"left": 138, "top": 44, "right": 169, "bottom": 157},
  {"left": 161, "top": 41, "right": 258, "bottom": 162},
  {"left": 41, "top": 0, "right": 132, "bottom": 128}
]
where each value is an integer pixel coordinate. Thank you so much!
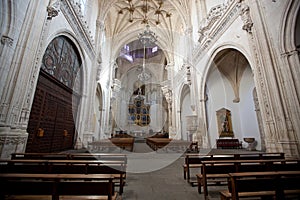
[{"left": 0, "top": 0, "right": 300, "bottom": 199}]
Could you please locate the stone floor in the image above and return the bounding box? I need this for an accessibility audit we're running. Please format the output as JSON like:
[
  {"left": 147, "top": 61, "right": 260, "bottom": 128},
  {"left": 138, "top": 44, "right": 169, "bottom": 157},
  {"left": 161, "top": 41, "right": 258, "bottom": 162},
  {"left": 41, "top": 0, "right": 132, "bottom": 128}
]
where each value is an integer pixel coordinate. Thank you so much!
[
  {"left": 5, "top": 141, "right": 260, "bottom": 200},
  {"left": 121, "top": 156, "right": 224, "bottom": 200},
  {"left": 119, "top": 142, "right": 253, "bottom": 200}
]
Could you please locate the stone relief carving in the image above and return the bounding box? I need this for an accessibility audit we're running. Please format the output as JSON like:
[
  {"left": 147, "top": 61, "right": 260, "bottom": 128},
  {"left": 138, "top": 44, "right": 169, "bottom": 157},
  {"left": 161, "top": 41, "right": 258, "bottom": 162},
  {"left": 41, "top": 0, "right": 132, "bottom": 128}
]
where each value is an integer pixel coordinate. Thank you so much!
[
  {"left": 60, "top": 0, "right": 95, "bottom": 58},
  {"left": 47, "top": 6, "right": 59, "bottom": 19},
  {"left": 47, "top": 0, "right": 60, "bottom": 20},
  {"left": 24, "top": 16, "right": 52, "bottom": 128},
  {"left": 0, "top": 135, "right": 27, "bottom": 145},
  {"left": 1, "top": 35, "right": 14, "bottom": 47},
  {"left": 246, "top": 31, "right": 272, "bottom": 120},
  {"left": 198, "top": 5, "right": 224, "bottom": 43},
  {"left": 96, "top": 57, "right": 102, "bottom": 81},
  {"left": 239, "top": 3, "right": 253, "bottom": 33},
  {"left": 194, "top": 0, "right": 239, "bottom": 61}
]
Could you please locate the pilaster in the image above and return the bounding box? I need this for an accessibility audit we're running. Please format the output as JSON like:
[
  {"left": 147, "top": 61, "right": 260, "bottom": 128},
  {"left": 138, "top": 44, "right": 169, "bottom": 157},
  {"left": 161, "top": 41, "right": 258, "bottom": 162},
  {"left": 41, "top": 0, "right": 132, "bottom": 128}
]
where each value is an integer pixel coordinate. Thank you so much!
[
  {"left": 0, "top": 127, "right": 28, "bottom": 159},
  {"left": 242, "top": 0, "right": 299, "bottom": 157}
]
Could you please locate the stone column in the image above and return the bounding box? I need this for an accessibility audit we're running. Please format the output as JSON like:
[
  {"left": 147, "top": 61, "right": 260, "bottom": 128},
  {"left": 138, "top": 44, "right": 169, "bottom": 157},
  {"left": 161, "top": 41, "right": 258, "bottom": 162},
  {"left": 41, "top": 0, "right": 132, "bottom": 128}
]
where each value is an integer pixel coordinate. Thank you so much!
[
  {"left": 0, "top": 1, "right": 50, "bottom": 158},
  {"left": 241, "top": 0, "right": 299, "bottom": 156},
  {"left": 197, "top": 0, "right": 208, "bottom": 25}
]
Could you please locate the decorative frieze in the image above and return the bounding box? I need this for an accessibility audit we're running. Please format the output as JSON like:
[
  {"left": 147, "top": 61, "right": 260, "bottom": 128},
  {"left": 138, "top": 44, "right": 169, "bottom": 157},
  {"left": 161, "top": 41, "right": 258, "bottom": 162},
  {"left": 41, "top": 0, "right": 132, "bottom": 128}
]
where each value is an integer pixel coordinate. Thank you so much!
[
  {"left": 24, "top": 18, "right": 51, "bottom": 118},
  {"left": 193, "top": 0, "right": 239, "bottom": 62},
  {"left": 0, "top": 130, "right": 28, "bottom": 159},
  {"left": 60, "top": 0, "right": 95, "bottom": 58},
  {"left": 248, "top": 31, "right": 272, "bottom": 121},
  {"left": 0, "top": 134, "right": 27, "bottom": 145}
]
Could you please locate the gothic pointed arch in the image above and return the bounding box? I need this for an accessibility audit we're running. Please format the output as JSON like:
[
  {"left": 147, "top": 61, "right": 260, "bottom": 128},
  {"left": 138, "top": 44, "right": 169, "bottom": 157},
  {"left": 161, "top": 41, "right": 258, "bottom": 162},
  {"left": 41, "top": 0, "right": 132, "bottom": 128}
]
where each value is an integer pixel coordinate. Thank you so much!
[
  {"left": 205, "top": 48, "right": 260, "bottom": 149},
  {"left": 179, "top": 84, "right": 192, "bottom": 140}
]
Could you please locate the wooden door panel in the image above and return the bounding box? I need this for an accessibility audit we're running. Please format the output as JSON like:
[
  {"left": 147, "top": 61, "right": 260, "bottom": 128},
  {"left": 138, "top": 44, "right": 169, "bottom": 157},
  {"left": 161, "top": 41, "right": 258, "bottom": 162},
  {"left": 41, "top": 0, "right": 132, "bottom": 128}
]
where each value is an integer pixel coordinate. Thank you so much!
[{"left": 26, "top": 71, "right": 77, "bottom": 153}]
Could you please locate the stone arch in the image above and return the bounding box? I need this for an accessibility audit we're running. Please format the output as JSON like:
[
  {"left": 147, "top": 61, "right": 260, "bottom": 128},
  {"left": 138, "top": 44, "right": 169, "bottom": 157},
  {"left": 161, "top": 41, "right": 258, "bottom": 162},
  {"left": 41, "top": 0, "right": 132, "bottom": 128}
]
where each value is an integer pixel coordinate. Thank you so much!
[
  {"left": 179, "top": 84, "right": 192, "bottom": 140},
  {"left": 204, "top": 48, "right": 260, "bottom": 149},
  {"left": 26, "top": 35, "right": 83, "bottom": 152},
  {"left": 95, "top": 83, "right": 104, "bottom": 140},
  {"left": 279, "top": 0, "right": 300, "bottom": 100},
  {"left": 277, "top": 0, "right": 300, "bottom": 156}
]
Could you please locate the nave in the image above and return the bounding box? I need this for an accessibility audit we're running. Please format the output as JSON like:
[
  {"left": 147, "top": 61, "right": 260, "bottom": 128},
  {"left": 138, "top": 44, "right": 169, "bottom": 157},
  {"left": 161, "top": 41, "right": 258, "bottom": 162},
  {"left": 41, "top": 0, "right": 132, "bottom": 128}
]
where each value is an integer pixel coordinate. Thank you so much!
[{"left": 1, "top": 140, "right": 300, "bottom": 200}]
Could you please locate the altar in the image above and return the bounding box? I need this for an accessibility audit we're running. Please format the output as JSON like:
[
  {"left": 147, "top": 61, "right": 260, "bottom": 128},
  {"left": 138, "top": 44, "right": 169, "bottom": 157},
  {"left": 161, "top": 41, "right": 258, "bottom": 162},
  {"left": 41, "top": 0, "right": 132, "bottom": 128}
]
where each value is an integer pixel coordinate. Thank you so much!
[{"left": 216, "top": 138, "right": 242, "bottom": 149}]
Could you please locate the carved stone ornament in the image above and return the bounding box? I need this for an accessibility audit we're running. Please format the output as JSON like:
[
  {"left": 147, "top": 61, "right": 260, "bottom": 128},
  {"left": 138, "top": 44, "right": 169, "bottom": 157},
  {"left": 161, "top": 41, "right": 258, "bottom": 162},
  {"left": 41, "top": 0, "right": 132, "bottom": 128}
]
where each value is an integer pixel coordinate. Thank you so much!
[
  {"left": 47, "top": 0, "right": 60, "bottom": 19},
  {"left": 47, "top": 6, "right": 59, "bottom": 19},
  {"left": 239, "top": 4, "right": 253, "bottom": 33},
  {"left": 0, "top": 135, "right": 27, "bottom": 145},
  {"left": 1, "top": 35, "right": 13, "bottom": 47}
]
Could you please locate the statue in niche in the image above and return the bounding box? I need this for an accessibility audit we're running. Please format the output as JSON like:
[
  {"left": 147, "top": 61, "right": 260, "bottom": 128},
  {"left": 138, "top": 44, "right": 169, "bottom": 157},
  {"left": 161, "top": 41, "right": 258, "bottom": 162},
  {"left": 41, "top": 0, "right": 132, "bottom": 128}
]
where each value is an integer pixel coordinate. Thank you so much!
[{"left": 216, "top": 108, "right": 234, "bottom": 137}]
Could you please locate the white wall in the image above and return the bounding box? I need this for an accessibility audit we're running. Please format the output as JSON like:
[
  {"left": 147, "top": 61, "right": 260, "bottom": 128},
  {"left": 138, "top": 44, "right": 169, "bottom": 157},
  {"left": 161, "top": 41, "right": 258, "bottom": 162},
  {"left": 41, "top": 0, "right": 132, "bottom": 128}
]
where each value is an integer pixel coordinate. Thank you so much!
[
  {"left": 238, "top": 67, "right": 261, "bottom": 149},
  {"left": 205, "top": 62, "right": 261, "bottom": 149}
]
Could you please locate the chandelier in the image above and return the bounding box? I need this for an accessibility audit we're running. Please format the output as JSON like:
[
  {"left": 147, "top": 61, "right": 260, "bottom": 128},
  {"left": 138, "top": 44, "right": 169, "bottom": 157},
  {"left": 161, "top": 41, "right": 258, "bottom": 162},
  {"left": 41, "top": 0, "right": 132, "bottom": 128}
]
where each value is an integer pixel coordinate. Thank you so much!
[
  {"left": 118, "top": 0, "right": 171, "bottom": 25},
  {"left": 137, "top": 24, "right": 157, "bottom": 82}
]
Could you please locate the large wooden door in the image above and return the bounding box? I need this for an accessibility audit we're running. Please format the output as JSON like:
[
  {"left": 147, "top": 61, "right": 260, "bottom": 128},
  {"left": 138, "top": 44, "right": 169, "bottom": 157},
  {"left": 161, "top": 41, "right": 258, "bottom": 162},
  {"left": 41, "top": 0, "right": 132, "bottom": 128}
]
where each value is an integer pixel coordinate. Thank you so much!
[
  {"left": 26, "top": 71, "right": 79, "bottom": 152},
  {"left": 26, "top": 36, "right": 81, "bottom": 153}
]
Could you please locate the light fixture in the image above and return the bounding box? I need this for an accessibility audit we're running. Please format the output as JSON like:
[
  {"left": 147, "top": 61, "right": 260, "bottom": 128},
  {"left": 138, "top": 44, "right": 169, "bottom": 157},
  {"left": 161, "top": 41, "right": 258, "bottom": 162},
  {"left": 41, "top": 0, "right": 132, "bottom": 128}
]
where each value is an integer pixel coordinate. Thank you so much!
[
  {"left": 137, "top": 24, "right": 157, "bottom": 82},
  {"left": 118, "top": 0, "right": 171, "bottom": 25}
]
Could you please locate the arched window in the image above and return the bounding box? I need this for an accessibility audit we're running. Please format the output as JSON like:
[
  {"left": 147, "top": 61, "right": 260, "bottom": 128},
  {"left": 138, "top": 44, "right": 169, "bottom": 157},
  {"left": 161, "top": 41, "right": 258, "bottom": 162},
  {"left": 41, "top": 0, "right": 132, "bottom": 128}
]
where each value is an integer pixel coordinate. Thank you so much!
[{"left": 41, "top": 36, "right": 82, "bottom": 93}]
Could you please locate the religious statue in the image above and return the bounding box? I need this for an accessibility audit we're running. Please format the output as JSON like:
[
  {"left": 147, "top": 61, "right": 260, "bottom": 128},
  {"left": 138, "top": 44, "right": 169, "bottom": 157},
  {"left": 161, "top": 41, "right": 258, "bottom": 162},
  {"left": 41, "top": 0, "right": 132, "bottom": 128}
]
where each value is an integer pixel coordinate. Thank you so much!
[{"left": 216, "top": 108, "right": 234, "bottom": 137}]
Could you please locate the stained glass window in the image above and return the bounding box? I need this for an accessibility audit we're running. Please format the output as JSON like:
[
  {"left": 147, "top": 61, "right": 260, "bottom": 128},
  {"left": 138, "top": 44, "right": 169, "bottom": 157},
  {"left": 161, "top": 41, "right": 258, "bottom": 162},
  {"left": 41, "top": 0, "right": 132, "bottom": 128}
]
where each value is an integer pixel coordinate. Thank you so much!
[{"left": 41, "top": 36, "right": 82, "bottom": 93}]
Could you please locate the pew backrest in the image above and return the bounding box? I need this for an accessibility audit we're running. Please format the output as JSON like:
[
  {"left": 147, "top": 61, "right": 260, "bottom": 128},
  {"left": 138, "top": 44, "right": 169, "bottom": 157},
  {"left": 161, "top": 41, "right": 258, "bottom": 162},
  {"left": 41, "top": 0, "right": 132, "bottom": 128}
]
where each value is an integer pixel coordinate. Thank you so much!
[
  {"left": 228, "top": 171, "right": 300, "bottom": 200},
  {"left": 0, "top": 173, "right": 116, "bottom": 200}
]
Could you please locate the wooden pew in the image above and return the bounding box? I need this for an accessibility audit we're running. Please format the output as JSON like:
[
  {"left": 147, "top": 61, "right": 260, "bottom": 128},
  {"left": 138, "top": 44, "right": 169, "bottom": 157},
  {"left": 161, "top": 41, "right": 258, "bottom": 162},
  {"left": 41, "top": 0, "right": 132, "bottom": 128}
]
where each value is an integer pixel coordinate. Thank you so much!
[
  {"left": 0, "top": 173, "right": 118, "bottom": 200},
  {"left": 88, "top": 138, "right": 134, "bottom": 152},
  {"left": 183, "top": 154, "right": 235, "bottom": 185},
  {"left": 183, "top": 152, "right": 285, "bottom": 185},
  {"left": 11, "top": 152, "right": 127, "bottom": 164},
  {"left": 110, "top": 138, "right": 134, "bottom": 152},
  {"left": 220, "top": 171, "right": 300, "bottom": 200},
  {"left": 146, "top": 138, "right": 191, "bottom": 152},
  {"left": 146, "top": 138, "right": 172, "bottom": 151},
  {"left": 197, "top": 159, "right": 300, "bottom": 198},
  {"left": 11, "top": 152, "right": 69, "bottom": 160},
  {"left": 0, "top": 159, "right": 127, "bottom": 195}
]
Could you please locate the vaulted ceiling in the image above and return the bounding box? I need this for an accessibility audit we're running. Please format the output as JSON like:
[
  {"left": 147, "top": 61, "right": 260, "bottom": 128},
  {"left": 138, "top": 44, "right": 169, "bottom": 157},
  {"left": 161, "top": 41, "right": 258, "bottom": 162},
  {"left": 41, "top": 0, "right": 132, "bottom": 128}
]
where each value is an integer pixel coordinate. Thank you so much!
[{"left": 98, "top": 0, "right": 191, "bottom": 50}]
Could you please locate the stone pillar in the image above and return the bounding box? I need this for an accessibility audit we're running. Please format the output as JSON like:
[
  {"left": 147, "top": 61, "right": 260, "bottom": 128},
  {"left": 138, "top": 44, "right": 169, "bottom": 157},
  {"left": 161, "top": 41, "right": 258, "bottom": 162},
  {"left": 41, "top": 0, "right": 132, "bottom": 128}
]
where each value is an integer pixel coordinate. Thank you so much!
[
  {"left": 0, "top": 127, "right": 28, "bottom": 159},
  {"left": 197, "top": 0, "right": 208, "bottom": 25},
  {"left": 241, "top": 0, "right": 299, "bottom": 156},
  {"left": 0, "top": 1, "right": 50, "bottom": 158}
]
